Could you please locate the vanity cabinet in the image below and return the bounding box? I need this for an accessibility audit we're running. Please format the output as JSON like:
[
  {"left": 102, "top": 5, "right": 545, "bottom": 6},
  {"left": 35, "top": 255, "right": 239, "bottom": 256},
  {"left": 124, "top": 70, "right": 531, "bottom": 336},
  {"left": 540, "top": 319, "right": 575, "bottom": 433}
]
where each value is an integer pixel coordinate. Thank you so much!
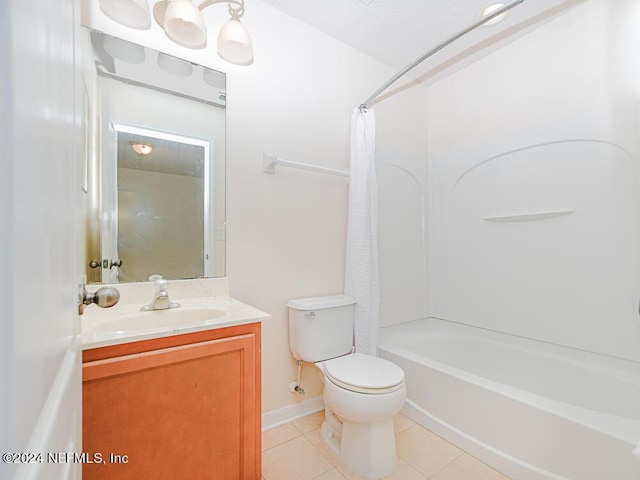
[{"left": 82, "top": 323, "right": 261, "bottom": 479}]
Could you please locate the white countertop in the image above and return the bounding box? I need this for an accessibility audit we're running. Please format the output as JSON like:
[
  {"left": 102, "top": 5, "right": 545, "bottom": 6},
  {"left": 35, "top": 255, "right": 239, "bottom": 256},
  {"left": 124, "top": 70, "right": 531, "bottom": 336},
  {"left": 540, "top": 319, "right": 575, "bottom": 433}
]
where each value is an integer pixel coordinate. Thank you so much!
[{"left": 81, "top": 278, "right": 271, "bottom": 349}]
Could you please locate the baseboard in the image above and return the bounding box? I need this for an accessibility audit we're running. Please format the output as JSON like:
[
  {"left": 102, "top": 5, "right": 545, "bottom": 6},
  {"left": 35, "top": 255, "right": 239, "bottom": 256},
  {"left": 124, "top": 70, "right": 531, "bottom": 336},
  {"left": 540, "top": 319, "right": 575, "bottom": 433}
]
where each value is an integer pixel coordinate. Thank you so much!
[{"left": 262, "top": 395, "right": 324, "bottom": 432}]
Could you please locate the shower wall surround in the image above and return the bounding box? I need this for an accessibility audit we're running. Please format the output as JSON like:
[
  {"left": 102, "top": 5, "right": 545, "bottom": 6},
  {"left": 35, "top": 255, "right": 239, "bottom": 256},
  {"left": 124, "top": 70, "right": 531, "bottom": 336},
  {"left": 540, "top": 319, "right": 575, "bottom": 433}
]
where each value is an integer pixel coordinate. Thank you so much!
[{"left": 425, "top": 0, "right": 640, "bottom": 361}]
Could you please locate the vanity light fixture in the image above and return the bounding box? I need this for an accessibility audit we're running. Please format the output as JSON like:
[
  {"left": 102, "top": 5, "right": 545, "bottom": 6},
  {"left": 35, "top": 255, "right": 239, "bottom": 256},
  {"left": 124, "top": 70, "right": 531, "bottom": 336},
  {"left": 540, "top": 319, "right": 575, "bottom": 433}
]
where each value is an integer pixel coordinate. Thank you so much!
[
  {"left": 153, "top": 0, "right": 254, "bottom": 66},
  {"left": 482, "top": 3, "right": 508, "bottom": 25},
  {"left": 130, "top": 142, "right": 154, "bottom": 155}
]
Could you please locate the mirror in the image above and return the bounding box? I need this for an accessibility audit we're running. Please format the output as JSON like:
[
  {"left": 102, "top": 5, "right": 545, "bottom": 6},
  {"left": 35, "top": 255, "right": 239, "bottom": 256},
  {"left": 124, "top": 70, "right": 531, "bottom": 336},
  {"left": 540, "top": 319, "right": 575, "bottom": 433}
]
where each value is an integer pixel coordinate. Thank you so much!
[{"left": 82, "top": 30, "right": 226, "bottom": 283}]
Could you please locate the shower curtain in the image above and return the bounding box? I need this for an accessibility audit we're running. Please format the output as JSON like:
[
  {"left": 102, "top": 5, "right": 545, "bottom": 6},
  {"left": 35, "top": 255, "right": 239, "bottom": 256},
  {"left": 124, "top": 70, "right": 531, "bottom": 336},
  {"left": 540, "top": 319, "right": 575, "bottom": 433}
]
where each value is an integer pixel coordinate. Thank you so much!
[{"left": 345, "top": 107, "right": 379, "bottom": 356}]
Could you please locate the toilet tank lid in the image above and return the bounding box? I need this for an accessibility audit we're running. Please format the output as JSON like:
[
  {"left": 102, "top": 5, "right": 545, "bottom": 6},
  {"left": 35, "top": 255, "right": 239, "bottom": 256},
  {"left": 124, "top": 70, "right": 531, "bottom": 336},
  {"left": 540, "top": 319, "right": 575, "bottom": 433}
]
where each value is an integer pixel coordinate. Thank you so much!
[{"left": 287, "top": 294, "right": 356, "bottom": 310}]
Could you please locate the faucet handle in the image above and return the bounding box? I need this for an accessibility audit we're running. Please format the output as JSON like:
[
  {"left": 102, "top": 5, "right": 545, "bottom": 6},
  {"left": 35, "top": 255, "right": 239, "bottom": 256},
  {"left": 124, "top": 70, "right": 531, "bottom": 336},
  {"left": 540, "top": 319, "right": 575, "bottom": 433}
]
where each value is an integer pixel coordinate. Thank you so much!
[{"left": 154, "top": 279, "right": 169, "bottom": 291}]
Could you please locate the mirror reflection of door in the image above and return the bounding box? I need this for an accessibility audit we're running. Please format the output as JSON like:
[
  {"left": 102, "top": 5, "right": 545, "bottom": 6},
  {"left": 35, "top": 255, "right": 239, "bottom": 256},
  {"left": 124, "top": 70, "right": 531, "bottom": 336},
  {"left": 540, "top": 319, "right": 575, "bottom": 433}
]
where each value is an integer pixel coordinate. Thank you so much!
[{"left": 103, "top": 125, "right": 213, "bottom": 283}]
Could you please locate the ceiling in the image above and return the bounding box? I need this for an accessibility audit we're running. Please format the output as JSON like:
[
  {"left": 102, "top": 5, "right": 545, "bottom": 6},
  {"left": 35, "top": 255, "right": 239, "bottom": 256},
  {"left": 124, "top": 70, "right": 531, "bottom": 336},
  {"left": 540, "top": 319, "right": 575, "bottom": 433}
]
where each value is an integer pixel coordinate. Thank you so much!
[{"left": 260, "top": 0, "right": 583, "bottom": 88}]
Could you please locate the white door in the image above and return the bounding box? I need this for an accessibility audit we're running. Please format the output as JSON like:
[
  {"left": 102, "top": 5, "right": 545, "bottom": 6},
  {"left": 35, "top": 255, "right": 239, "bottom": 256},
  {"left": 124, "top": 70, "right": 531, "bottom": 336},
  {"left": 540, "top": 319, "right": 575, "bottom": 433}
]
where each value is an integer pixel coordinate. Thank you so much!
[{"left": 1, "top": 0, "right": 83, "bottom": 479}]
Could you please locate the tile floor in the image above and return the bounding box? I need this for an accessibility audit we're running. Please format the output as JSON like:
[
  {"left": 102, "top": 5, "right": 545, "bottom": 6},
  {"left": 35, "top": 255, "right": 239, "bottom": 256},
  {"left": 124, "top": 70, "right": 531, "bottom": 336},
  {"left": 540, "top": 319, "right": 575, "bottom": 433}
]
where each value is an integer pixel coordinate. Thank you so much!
[{"left": 262, "top": 411, "right": 511, "bottom": 480}]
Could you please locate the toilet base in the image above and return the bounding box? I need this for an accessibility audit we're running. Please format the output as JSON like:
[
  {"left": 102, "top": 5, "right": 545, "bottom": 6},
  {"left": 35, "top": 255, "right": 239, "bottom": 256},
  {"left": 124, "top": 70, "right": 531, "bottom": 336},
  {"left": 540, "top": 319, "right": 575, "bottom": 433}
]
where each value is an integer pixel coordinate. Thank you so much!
[{"left": 321, "top": 408, "right": 397, "bottom": 479}]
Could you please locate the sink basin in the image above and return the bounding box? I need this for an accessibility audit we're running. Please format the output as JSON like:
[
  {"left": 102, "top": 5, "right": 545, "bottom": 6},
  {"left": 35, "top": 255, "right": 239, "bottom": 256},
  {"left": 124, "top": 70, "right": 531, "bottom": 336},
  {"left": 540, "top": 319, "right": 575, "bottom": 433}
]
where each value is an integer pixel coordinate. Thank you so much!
[{"left": 89, "top": 306, "right": 225, "bottom": 333}]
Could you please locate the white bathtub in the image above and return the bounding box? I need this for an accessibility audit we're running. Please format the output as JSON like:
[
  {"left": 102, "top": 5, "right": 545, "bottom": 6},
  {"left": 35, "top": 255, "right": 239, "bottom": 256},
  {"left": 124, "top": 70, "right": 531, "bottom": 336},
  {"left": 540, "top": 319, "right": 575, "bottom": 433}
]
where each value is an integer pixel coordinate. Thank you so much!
[{"left": 378, "top": 318, "right": 640, "bottom": 480}]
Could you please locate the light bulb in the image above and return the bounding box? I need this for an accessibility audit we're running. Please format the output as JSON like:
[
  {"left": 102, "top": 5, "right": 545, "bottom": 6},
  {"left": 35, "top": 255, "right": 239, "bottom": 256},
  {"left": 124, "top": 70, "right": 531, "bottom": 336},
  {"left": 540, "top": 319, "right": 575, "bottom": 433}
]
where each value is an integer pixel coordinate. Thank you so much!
[{"left": 130, "top": 142, "right": 153, "bottom": 155}]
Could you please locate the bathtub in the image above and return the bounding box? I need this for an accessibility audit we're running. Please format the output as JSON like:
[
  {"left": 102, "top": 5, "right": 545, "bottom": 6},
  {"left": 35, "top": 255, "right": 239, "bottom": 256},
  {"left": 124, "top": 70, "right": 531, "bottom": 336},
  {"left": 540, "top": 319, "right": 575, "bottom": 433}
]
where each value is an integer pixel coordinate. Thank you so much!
[{"left": 378, "top": 318, "right": 640, "bottom": 480}]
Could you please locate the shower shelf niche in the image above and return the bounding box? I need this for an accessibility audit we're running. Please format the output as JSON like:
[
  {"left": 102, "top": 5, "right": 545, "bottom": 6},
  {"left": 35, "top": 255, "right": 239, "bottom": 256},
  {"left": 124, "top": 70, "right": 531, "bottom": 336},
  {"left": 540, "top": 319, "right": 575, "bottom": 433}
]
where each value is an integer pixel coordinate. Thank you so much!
[{"left": 483, "top": 209, "right": 574, "bottom": 223}]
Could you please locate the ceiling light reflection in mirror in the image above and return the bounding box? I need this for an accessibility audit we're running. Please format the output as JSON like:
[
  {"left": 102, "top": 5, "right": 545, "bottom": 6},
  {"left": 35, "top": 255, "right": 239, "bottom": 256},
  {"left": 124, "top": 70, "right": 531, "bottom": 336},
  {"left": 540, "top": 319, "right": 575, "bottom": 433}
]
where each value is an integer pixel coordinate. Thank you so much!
[
  {"left": 116, "top": 128, "right": 210, "bottom": 283},
  {"left": 91, "top": 31, "right": 226, "bottom": 107}
]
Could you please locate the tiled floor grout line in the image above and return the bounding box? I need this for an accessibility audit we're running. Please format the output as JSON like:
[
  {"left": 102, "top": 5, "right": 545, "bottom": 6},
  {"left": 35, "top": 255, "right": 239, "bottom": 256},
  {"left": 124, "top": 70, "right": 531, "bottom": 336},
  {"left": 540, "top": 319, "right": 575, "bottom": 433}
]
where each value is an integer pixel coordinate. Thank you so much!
[
  {"left": 263, "top": 413, "right": 510, "bottom": 480},
  {"left": 305, "top": 425, "right": 424, "bottom": 480},
  {"left": 305, "top": 429, "right": 341, "bottom": 480},
  {"left": 262, "top": 432, "right": 302, "bottom": 453},
  {"left": 302, "top": 429, "right": 337, "bottom": 468},
  {"left": 423, "top": 450, "right": 465, "bottom": 480},
  {"left": 310, "top": 465, "right": 337, "bottom": 480}
]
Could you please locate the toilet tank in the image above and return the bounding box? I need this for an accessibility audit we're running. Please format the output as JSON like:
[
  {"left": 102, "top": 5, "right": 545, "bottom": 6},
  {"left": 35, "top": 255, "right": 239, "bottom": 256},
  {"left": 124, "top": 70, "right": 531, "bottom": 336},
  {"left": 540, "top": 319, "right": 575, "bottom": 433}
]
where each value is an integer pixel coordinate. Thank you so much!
[{"left": 288, "top": 295, "right": 356, "bottom": 362}]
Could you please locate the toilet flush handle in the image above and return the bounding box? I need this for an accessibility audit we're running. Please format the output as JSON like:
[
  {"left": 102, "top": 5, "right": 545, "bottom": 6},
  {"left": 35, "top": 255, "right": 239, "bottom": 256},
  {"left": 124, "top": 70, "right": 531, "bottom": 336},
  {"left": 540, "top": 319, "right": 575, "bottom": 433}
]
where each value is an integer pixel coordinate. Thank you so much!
[{"left": 305, "top": 311, "right": 316, "bottom": 320}]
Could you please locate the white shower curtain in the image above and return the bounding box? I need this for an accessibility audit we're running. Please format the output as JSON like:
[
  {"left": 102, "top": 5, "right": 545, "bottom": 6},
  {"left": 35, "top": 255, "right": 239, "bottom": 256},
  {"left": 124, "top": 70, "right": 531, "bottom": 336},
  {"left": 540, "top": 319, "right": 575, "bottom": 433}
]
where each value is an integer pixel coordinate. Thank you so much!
[{"left": 345, "top": 107, "right": 380, "bottom": 356}]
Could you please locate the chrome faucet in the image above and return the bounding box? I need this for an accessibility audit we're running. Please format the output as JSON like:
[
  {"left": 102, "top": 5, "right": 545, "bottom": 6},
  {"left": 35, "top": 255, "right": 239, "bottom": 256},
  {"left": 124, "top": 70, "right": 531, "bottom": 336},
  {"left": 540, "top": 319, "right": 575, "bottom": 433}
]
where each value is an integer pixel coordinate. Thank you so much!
[{"left": 140, "top": 278, "right": 180, "bottom": 311}]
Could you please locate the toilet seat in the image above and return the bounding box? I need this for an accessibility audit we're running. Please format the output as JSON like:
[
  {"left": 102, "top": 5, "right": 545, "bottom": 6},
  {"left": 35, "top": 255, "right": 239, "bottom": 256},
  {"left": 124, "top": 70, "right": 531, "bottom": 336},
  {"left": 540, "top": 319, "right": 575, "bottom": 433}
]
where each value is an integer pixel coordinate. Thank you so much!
[{"left": 323, "top": 353, "right": 405, "bottom": 394}]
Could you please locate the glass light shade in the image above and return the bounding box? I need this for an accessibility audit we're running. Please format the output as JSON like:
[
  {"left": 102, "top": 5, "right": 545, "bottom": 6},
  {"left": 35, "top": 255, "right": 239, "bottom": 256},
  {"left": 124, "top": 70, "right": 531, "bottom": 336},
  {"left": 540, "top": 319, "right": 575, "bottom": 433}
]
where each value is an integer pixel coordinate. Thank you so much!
[
  {"left": 157, "top": 53, "right": 193, "bottom": 76},
  {"left": 103, "top": 36, "right": 146, "bottom": 64},
  {"left": 99, "top": 0, "right": 151, "bottom": 29},
  {"left": 163, "top": 0, "right": 207, "bottom": 49},
  {"left": 217, "top": 17, "right": 254, "bottom": 66}
]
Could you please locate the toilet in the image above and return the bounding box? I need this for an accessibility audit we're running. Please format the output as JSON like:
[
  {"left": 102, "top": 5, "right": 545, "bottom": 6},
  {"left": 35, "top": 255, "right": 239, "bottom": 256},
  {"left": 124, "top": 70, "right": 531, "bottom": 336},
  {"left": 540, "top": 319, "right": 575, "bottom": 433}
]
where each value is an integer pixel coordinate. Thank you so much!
[{"left": 288, "top": 295, "right": 407, "bottom": 479}]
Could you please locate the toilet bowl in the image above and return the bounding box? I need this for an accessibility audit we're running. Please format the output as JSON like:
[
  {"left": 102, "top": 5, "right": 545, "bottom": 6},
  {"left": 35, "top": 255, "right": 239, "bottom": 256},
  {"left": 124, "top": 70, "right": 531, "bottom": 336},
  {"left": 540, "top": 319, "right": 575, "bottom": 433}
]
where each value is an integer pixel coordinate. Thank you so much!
[
  {"left": 316, "top": 353, "right": 406, "bottom": 478},
  {"left": 287, "top": 295, "right": 407, "bottom": 479}
]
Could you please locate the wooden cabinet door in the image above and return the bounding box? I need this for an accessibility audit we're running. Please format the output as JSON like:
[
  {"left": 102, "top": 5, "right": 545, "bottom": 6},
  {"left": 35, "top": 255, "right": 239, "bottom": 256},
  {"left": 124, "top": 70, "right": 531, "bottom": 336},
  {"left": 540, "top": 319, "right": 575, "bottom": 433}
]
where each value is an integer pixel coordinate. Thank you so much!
[{"left": 83, "top": 333, "right": 257, "bottom": 479}]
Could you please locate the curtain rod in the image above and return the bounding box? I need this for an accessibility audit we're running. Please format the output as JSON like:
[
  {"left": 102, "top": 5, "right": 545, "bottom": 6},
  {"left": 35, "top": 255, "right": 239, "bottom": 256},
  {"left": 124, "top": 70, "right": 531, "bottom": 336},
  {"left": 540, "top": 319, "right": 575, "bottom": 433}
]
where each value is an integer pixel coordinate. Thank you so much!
[{"left": 360, "top": 0, "right": 526, "bottom": 109}]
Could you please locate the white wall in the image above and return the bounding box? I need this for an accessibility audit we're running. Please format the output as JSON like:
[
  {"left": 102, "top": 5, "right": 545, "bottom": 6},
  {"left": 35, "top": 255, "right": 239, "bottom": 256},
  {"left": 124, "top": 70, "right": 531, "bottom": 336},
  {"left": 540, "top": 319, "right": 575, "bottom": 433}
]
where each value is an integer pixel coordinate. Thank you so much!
[
  {"left": 427, "top": 0, "right": 640, "bottom": 361},
  {"left": 223, "top": 2, "right": 429, "bottom": 412},
  {"left": 1, "top": 0, "right": 83, "bottom": 478},
  {"left": 82, "top": 0, "right": 428, "bottom": 413}
]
